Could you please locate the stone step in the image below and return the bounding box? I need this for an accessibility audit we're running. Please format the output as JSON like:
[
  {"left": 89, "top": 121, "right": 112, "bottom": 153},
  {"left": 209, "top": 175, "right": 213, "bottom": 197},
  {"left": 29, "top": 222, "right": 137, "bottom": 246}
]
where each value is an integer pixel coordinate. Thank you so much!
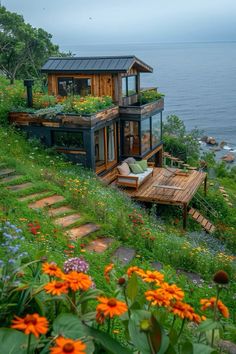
[
  {"left": 29, "top": 195, "right": 65, "bottom": 209},
  {"left": 0, "top": 169, "right": 16, "bottom": 178},
  {"left": 18, "top": 192, "right": 49, "bottom": 202},
  {"left": 151, "top": 261, "right": 163, "bottom": 271},
  {"left": 48, "top": 206, "right": 74, "bottom": 217},
  {"left": 54, "top": 213, "right": 81, "bottom": 228},
  {"left": 7, "top": 182, "right": 33, "bottom": 191},
  {"left": 67, "top": 223, "right": 100, "bottom": 240},
  {"left": 0, "top": 175, "right": 23, "bottom": 183},
  {"left": 176, "top": 269, "right": 203, "bottom": 284},
  {"left": 112, "top": 246, "right": 136, "bottom": 265},
  {"left": 85, "top": 238, "right": 114, "bottom": 253}
]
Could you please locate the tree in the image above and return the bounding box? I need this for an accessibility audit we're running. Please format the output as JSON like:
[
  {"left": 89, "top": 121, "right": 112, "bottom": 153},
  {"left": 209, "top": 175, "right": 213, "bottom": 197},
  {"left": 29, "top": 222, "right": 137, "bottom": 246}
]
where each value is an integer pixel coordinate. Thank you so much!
[{"left": 0, "top": 6, "right": 62, "bottom": 83}]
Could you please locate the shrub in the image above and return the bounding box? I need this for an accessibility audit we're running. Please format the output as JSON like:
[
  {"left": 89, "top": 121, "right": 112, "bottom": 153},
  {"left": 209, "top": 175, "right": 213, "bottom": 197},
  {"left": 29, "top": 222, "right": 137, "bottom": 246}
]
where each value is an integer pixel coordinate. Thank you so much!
[{"left": 139, "top": 89, "right": 164, "bottom": 104}]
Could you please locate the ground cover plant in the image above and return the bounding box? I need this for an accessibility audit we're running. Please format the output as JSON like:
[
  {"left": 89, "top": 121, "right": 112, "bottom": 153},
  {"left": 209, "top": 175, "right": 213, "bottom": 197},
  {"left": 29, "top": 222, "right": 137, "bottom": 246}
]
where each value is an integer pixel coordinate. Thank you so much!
[{"left": 0, "top": 125, "right": 236, "bottom": 353}]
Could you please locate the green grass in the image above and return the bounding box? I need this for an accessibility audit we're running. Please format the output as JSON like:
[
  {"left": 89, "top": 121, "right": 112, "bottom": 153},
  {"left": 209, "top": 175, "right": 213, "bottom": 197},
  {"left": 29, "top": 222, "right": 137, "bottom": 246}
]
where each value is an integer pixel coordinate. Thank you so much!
[{"left": 0, "top": 126, "right": 236, "bottom": 322}]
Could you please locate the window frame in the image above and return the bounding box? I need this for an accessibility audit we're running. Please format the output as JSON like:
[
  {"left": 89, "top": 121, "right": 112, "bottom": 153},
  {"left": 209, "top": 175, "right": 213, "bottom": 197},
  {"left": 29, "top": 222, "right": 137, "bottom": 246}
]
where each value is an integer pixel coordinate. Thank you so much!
[
  {"left": 57, "top": 77, "right": 92, "bottom": 97},
  {"left": 121, "top": 75, "right": 138, "bottom": 97},
  {"left": 52, "top": 130, "right": 85, "bottom": 150}
]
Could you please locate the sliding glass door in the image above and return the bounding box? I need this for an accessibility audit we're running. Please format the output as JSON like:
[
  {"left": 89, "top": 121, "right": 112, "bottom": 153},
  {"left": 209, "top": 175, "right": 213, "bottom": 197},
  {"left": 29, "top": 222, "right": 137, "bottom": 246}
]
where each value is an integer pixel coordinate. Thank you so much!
[{"left": 95, "top": 123, "right": 117, "bottom": 173}]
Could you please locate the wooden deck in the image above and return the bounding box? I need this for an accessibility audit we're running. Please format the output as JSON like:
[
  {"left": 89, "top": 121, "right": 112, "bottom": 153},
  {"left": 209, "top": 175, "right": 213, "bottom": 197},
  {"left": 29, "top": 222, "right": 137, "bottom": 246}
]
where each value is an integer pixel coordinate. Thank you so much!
[
  {"left": 115, "top": 167, "right": 207, "bottom": 229},
  {"left": 122, "top": 168, "right": 207, "bottom": 206}
]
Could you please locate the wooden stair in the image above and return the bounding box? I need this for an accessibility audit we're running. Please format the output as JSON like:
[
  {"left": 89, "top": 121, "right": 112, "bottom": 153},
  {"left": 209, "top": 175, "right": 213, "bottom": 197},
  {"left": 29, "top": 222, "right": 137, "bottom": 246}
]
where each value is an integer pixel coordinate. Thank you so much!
[{"left": 188, "top": 208, "right": 216, "bottom": 233}]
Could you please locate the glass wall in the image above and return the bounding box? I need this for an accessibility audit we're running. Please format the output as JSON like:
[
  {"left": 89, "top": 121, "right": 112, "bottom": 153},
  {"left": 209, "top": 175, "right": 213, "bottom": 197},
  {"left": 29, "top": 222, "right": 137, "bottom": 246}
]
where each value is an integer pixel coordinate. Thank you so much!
[
  {"left": 122, "top": 121, "right": 140, "bottom": 156},
  {"left": 122, "top": 76, "right": 137, "bottom": 97},
  {"left": 74, "top": 78, "right": 91, "bottom": 96},
  {"left": 141, "top": 118, "right": 151, "bottom": 153},
  {"left": 94, "top": 129, "right": 105, "bottom": 169},
  {"left": 127, "top": 76, "right": 137, "bottom": 96},
  {"left": 107, "top": 123, "right": 116, "bottom": 164},
  {"left": 151, "top": 113, "right": 162, "bottom": 147},
  {"left": 58, "top": 78, "right": 73, "bottom": 96}
]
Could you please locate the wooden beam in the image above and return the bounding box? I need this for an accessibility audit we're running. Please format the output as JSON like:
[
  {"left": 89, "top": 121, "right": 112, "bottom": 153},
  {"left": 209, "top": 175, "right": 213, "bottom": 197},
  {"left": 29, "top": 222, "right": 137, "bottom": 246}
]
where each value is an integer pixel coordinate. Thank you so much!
[{"left": 183, "top": 203, "right": 188, "bottom": 230}]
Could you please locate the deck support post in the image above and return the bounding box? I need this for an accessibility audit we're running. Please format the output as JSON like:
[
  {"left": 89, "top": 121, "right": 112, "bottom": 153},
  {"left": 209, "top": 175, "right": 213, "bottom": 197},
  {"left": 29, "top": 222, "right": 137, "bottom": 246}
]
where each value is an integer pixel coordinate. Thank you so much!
[
  {"left": 183, "top": 203, "right": 188, "bottom": 230},
  {"left": 204, "top": 175, "right": 207, "bottom": 197}
]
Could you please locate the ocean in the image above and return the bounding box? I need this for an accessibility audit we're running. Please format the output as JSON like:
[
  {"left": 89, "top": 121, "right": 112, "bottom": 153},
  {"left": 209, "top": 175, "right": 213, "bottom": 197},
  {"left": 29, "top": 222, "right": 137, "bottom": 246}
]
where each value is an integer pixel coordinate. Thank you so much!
[{"left": 61, "top": 42, "right": 236, "bottom": 158}]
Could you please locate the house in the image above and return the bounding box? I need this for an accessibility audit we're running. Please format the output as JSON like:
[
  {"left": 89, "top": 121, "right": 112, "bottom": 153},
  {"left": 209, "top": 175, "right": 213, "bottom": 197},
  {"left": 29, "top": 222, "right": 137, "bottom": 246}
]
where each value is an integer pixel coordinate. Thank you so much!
[{"left": 10, "top": 55, "right": 164, "bottom": 175}]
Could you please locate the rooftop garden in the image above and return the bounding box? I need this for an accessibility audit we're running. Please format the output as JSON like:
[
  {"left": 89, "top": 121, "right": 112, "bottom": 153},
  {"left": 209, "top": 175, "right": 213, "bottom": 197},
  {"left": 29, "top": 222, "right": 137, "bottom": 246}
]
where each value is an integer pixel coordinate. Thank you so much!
[{"left": 139, "top": 89, "right": 164, "bottom": 105}]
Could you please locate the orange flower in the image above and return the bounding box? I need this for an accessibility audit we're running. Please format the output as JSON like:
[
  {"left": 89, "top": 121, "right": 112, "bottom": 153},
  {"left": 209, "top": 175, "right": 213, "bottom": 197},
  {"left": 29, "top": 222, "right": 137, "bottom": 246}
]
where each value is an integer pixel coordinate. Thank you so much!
[
  {"left": 50, "top": 337, "right": 86, "bottom": 354},
  {"left": 145, "top": 289, "right": 171, "bottom": 307},
  {"left": 11, "top": 313, "right": 48, "bottom": 337},
  {"left": 104, "top": 263, "right": 114, "bottom": 283},
  {"left": 160, "top": 283, "right": 184, "bottom": 301},
  {"left": 126, "top": 266, "right": 145, "bottom": 278},
  {"left": 200, "top": 297, "right": 229, "bottom": 318},
  {"left": 96, "top": 309, "right": 106, "bottom": 324},
  {"left": 171, "top": 301, "right": 201, "bottom": 323},
  {"left": 44, "top": 281, "right": 69, "bottom": 296},
  {"left": 63, "top": 271, "right": 92, "bottom": 291},
  {"left": 42, "top": 262, "right": 63, "bottom": 277},
  {"left": 141, "top": 270, "right": 164, "bottom": 285},
  {"left": 96, "top": 296, "right": 128, "bottom": 318}
]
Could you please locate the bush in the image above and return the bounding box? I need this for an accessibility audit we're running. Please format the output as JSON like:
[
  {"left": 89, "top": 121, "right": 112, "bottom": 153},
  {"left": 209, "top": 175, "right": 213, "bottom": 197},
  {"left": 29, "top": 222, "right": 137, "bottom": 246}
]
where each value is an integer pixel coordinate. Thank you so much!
[{"left": 139, "top": 89, "right": 164, "bottom": 104}]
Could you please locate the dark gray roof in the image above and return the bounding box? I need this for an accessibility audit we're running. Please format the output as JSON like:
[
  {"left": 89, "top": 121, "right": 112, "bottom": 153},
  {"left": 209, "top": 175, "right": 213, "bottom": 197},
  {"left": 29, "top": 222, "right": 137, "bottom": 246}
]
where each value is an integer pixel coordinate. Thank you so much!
[{"left": 41, "top": 55, "right": 153, "bottom": 74}]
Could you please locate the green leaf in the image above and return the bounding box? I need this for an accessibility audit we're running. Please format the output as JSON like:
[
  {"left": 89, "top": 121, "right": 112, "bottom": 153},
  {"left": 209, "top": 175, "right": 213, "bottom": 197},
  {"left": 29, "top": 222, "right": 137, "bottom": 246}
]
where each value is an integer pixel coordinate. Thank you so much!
[
  {"left": 79, "top": 288, "right": 103, "bottom": 304},
  {"left": 0, "top": 328, "right": 28, "bottom": 354},
  {"left": 149, "top": 315, "right": 162, "bottom": 352},
  {"left": 180, "top": 341, "right": 193, "bottom": 354},
  {"left": 126, "top": 273, "right": 138, "bottom": 303},
  {"left": 128, "top": 311, "right": 151, "bottom": 354},
  {"left": 157, "top": 332, "right": 170, "bottom": 354},
  {"left": 84, "top": 326, "right": 132, "bottom": 354},
  {"left": 197, "top": 319, "right": 222, "bottom": 332},
  {"left": 193, "top": 343, "right": 218, "bottom": 354},
  {"left": 52, "top": 313, "right": 85, "bottom": 339}
]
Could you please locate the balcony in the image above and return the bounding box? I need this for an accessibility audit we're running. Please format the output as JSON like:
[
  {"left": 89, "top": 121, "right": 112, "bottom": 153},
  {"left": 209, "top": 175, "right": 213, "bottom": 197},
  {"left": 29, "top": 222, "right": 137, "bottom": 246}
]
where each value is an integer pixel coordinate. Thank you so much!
[{"left": 119, "top": 87, "right": 164, "bottom": 119}]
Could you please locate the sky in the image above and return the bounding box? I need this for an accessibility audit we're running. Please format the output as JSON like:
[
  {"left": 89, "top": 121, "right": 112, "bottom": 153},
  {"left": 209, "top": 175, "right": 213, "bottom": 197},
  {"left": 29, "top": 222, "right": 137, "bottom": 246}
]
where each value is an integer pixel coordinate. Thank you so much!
[{"left": 1, "top": 0, "right": 236, "bottom": 47}]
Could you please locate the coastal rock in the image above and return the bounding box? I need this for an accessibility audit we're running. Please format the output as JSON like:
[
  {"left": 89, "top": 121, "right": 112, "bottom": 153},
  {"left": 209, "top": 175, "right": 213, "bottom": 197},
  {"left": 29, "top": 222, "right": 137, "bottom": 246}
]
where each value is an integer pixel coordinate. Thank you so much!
[
  {"left": 220, "top": 141, "right": 227, "bottom": 148},
  {"left": 221, "top": 154, "right": 235, "bottom": 163},
  {"left": 206, "top": 137, "right": 217, "bottom": 145},
  {"left": 201, "top": 135, "right": 208, "bottom": 143},
  {"left": 210, "top": 147, "right": 221, "bottom": 152}
]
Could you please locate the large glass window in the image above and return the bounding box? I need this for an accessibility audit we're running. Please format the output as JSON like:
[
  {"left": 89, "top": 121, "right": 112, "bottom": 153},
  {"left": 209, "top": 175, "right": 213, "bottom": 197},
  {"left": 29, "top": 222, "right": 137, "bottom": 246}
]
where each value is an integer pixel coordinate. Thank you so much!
[
  {"left": 95, "top": 129, "right": 105, "bottom": 168},
  {"left": 52, "top": 131, "right": 84, "bottom": 149},
  {"left": 141, "top": 118, "right": 151, "bottom": 153},
  {"left": 122, "top": 76, "right": 137, "bottom": 97},
  {"left": 107, "top": 124, "right": 116, "bottom": 163},
  {"left": 58, "top": 77, "right": 91, "bottom": 96},
  {"left": 128, "top": 76, "right": 137, "bottom": 96},
  {"left": 151, "top": 114, "right": 162, "bottom": 147},
  {"left": 74, "top": 78, "right": 91, "bottom": 96},
  {"left": 58, "top": 78, "right": 73, "bottom": 96},
  {"left": 123, "top": 121, "right": 140, "bottom": 156},
  {"left": 122, "top": 77, "right": 127, "bottom": 97}
]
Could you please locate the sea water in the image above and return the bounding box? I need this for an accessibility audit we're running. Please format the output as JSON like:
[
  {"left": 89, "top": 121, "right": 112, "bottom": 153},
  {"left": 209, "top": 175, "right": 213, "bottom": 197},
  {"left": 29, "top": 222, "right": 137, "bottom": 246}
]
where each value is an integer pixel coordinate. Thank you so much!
[{"left": 61, "top": 42, "right": 236, "bottom": 158}]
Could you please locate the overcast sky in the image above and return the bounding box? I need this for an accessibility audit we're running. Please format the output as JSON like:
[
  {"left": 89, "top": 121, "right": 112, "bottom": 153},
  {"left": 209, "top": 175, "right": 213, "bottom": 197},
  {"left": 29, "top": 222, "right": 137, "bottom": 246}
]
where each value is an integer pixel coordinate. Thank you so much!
[{"left": 2, "top": 0, "right": 236, "bottom": 47}]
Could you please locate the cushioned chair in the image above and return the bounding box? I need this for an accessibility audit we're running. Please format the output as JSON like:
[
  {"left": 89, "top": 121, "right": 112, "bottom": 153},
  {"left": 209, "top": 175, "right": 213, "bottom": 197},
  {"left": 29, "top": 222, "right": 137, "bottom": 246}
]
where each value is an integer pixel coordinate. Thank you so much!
[{"left": 116, "top": 158, "right": 154, "bottom": 191}]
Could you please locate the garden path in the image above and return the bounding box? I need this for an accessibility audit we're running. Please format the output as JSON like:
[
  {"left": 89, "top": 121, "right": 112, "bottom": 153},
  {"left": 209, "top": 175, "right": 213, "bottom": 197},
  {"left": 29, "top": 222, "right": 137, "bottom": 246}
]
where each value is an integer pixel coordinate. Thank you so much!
[{"left": 0, "top": 166, "right": 209, "bottom": 284}]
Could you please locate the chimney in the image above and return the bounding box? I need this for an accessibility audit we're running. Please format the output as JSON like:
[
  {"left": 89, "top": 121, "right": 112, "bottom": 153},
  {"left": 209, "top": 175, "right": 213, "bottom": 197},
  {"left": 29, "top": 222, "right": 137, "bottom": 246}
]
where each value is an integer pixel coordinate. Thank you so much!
[{"left": 24, "top": 79, "right": 34, "bottom": 108}]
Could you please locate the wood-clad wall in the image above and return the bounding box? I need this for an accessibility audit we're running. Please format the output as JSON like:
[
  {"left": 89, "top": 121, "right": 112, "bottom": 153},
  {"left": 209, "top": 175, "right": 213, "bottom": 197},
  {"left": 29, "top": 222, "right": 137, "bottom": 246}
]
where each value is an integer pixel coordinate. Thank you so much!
[
  {"left": 48, "top": 73, "right": 113, "bottom": 99},
  {"left": 47, "top": 68, "right": 139, "bottom": 105}
]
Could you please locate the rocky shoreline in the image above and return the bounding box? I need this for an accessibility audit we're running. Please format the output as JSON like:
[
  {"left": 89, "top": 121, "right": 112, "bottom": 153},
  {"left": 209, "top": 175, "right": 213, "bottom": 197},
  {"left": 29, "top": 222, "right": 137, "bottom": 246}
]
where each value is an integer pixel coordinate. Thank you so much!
[{"left": 200, "top": 135, "right": 236, "bottom": 164}]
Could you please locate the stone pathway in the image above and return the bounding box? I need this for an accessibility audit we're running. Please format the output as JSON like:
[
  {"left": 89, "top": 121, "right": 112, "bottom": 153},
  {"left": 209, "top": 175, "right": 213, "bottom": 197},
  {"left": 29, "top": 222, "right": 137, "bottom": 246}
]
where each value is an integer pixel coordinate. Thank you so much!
[
  {"left": 48, "top": 206, "right": 74, "bottom": 217},
  {"left": 54, "top": 213, "right": 81, "bottom": 228},
  {"left": 18, "top": 192, "right": 50, "bottom": 202},
  {"left": 0, "top": 175, "right": 23, "bottom": 183},
  {"left": 85, "top": 238, "right": 114, "bottom": 253},
  {"left": 0, "top": 168, "right": 16, "bottom": 178},
  {"left": 67, "top": 223, "right": 100, "bottom": 240},
  {"left": 112, "top": 246, "right": 136, "bottom": 265},
  {"left": 29, "top": 195, "right": 65, "bottom": 209},
  {"left": 7, "top": 182, "right": 33, "bottom": 191}
]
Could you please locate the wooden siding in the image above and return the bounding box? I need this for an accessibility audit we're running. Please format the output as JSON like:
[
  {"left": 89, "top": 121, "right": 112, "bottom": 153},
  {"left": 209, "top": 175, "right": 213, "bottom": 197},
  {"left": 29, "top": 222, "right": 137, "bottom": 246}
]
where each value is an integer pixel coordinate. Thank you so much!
[
  {"left": 9, "top": 106, "right": 119, "bottom": 128},
  {"left": 48, "top": 73, "right": 114, "bottom": 99}
]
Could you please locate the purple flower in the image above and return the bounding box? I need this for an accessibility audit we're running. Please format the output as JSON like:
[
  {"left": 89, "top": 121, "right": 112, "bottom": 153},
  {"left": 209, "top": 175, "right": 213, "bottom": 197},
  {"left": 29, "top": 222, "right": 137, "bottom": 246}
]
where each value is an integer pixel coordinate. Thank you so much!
[{"left": 63, "top": 257, "right": 89, "bottom": 274}]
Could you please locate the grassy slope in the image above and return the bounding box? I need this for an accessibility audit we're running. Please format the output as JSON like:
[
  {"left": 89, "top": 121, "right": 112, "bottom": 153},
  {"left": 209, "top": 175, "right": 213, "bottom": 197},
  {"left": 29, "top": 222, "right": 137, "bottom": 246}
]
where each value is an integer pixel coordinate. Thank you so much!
[{"left": 0, "top": 126, "right": 236, "bottom": 326}]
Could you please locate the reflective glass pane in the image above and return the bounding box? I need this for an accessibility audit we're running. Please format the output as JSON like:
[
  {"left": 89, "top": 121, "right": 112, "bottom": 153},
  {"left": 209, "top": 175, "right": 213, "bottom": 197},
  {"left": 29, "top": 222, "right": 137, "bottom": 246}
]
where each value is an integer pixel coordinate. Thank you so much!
[
  {"left": 53, "top": 131, "right": 84, "bottom": 149},
  {"left": 127, "top": 76, "right": 137, "bottom": 96},
  {"left": 123, "top": 121, "right": 140, "bottom": 156},
  {"left": 95, "top": 129, "right": 105, "bottom": 168},
  {"left": 151, "top": 114, "right": 161, "bottom": 147},
  {"left": 122, "top": 77, "right": 127, "bottom": 97},
  {"left": 141, "top": 118, "right": 151, "bottom": 153},
  {"left": 74, "top": 78, "right": 91, "bottom": 96}
]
